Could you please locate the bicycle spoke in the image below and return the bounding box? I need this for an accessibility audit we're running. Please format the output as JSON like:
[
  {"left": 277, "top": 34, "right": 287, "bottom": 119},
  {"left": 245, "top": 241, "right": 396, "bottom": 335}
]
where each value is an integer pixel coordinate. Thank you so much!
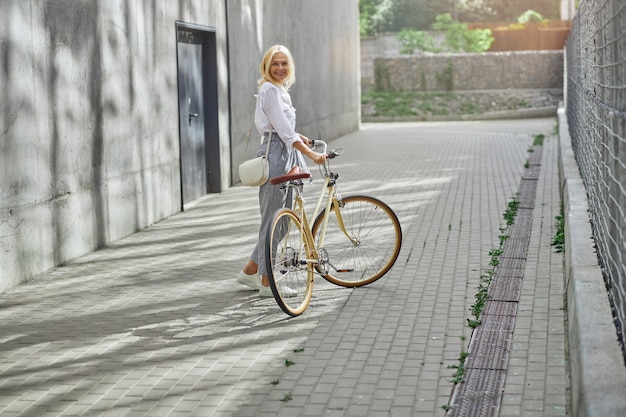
[
  {"left": 312, "top": 196, "right": 402, "bottom": 287},
  {"left": 266, "top": 209, "right": 314, "bottom": 316}
]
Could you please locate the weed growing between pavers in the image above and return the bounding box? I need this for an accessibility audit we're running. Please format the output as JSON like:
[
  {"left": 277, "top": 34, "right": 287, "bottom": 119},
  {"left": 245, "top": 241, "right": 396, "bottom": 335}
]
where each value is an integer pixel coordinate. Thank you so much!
[
  {"left": 503, "top": 196, "right": 520, "bottom": 226},
  {"left": 443, "top": 132, "right": 548, "bottom": 412},
  {"left": 443, "top": 195, "right": 518, "bottom": 411},
  {"left": 449, "top": 350, "right": 470, "bottom": 384},
  {"left": 547, "top": 126, "right": 564, "bottom": 254},
  {"left": 271, "top": 348, "right": 305, "bottom": 402},
  {"left": 552, "top": 210, "right": 565, "bottom": 253}
]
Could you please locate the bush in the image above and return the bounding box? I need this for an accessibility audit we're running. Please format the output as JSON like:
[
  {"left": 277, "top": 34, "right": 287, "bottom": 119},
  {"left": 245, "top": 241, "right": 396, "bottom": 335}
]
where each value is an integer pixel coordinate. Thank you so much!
[
  {"left": 397, "top": 29, "right": 439, "bottom": 54},
  {"left": 518, "top": 10, "right": 545, "bottom": 23},
  {"left": 397, "top": 13, "right": 494, "bottom": 54}
]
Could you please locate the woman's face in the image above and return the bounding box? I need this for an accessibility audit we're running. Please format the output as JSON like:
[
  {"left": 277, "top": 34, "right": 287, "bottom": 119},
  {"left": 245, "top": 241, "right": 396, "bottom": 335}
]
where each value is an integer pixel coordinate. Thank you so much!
[{"left": 270, "top": 52, "right": 289, "bottom": 84}]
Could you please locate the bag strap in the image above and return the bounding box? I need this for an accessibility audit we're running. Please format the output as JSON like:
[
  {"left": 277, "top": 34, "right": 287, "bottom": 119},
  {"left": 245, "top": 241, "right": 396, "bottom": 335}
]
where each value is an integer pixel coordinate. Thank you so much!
[{"left": 241, "top": 123, "right": 272, "bottom": 164}]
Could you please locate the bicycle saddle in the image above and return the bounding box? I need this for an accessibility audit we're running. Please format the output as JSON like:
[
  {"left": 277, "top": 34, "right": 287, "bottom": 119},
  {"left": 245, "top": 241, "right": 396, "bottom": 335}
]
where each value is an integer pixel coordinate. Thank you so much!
[{"left": 270, "top": 166, "right": 311, "bottom": 185}]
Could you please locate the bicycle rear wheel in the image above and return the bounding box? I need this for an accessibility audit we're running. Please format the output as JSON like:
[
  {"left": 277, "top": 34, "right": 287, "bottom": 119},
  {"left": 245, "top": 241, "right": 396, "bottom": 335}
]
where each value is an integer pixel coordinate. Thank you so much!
[
  {"left": 311, "top": 195, "right": 402, "bottom": 287},
  {"left": 265, "top": 208, "right": 314, "bottom": 316}
]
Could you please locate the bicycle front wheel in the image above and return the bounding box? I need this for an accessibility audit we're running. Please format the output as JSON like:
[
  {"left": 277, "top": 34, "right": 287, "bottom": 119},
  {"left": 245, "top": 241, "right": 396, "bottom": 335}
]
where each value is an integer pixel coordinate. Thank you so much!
[
  {"left": 265, "top": 208, "right": 314, "bottom": 316},
  {"left": 311, "top": 195, "right": 402, "bottom": 287}
]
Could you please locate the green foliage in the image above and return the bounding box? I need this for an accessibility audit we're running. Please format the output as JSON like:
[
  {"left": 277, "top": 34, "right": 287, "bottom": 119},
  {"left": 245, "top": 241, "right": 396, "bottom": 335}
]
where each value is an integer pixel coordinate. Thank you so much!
[
  {"left": 431, "top": 13, "right": 466, "bottom": 51},
  {"left": 468, "top": 270, "right": 494, "bottom": 328},
  {"left": 482, "top": 0, "right": 560, "bottom": 22},
  {"left": 433, "top": 13, "right": 494, "bottom": 52},
  {"left": 359, "top": 0, "right": 395, "bottom": 36},
  {"left": 364, "top": 91, "right": 482, "bottom": 117},
  {"left": 518, "top": 10, "right": 545, "bottom": 23},
  {"left": 503, "top": 197, "right": 520, "bottom": 226},
  {"left": 397, "top": 13, "right": 494, "bottom": 54},
  {"left": 397, "top": 29, "right": 437, "bottom": 54},
  {"left": 360, "top": 0, "right": 561, "bottom": 35},
  {"left": 552, "top": 213, "right": 565, "bottom": 252},
  {"left": 448, "top": 350, "right": 470, "bottom": 384},
  {"left": 391, "top": 0, "right": 443, "bottom": 31},
  {"left": 362, "top": 91, "right": 417, "bottom": 116},
  {"left": 462, "top": 28, "right": 495, "bottom": 52},
  {"left": 435, "top": 59, "right": 454, "bottom": 91},
  {"left": 374, "top": 61, "right": 391, "bottom": 91}
]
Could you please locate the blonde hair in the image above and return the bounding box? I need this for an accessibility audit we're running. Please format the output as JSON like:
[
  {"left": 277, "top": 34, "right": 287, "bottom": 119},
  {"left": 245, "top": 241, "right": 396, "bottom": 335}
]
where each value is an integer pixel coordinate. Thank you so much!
[{"left": 257, "top": 45, "right": 295, "bottom": 90}]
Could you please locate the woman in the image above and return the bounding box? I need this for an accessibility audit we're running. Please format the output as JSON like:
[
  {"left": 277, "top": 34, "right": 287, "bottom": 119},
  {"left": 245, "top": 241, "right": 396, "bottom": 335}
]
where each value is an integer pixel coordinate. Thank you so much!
[{"left": 237, "top": 45, "right": 327, "bottom": 297}]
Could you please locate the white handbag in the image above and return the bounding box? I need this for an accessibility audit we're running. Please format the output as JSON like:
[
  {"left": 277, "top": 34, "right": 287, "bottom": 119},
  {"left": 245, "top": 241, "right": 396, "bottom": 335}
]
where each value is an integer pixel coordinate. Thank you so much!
[{"left": 239, "top": 125, "right": 272, "bottom": 186}]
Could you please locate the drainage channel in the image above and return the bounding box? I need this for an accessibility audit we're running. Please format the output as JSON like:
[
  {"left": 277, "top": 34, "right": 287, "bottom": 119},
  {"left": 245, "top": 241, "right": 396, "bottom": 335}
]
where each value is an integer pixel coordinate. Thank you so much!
[{"left": 446, "top": 143, "right": 543, "bottom": 416}]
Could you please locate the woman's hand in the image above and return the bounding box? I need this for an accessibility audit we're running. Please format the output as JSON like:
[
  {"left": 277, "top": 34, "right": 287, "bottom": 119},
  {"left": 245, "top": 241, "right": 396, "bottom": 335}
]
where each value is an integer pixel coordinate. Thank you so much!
[
  {"left": 311, "top": 151, "right": 327, "bottom": 165},
  {"left": 294, "top": 137, "right": 326, "bottom": 164}
]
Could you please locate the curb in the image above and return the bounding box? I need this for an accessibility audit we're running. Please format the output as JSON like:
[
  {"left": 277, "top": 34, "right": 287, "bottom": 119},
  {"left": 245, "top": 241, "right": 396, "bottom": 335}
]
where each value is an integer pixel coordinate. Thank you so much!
[
  {"left": 362, "top": 106, "right": 557, "bottom": 123},
  {"left": 461, "top": 106, "right": 557, "bottom": 120},
  {"left": 557, "top": 107, "right": 626, "bottom": 417}
]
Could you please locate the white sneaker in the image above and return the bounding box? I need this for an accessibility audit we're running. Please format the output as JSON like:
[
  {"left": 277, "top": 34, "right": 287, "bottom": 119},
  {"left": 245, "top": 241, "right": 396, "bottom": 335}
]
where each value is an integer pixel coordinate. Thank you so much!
[
  {"left": 236, "top": 271, "right": 263, "bottom": 291},
  {"left": 259, "top": 285, "right": 297, "bottom": 298},
  {"left": 258, "top": 285, "right": 273, "bottom": 298}
]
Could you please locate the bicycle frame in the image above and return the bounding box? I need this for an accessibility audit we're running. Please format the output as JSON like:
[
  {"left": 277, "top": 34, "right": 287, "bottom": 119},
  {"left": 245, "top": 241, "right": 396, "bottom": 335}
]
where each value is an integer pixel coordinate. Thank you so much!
[
  {"left": 286, "top": 142, "right": 350, "bottom": 272},
  {"left": 288, "top": 174, "right": 331, "bottom": 271}
]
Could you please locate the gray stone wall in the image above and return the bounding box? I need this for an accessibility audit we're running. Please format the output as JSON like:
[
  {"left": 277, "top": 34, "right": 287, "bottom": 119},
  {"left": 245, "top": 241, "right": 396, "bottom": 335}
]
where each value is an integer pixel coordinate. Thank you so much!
[
  {"left": 372, "top": 50, "right": 564, "bottom": 92},
  {"left": 360, "top": 34, "right": 404, "bottom": 91},
  {"left": 0, "top": 1, "right": 359, "bottom": 293}
]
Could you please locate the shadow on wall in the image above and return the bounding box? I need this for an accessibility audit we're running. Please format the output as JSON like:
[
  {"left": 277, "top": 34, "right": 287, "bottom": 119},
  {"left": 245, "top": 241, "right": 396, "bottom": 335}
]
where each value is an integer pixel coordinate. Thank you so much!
[
  {"left": 47, "top": 0, "right": 108, "bottom": 257},
  {"left": 1, "top": 1, "right": 183, "bottom": 293}
]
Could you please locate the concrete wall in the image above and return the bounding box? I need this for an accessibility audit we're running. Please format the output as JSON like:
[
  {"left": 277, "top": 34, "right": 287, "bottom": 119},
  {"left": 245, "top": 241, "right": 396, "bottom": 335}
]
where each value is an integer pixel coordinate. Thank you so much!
[
  {"left": 372, "top": 50, "right": 564, "bottom": 92},
  {"left": 227, "top": 0, "right": 360, "bottom": 178},
  {"left": 0, "top": 0, "right": 360, "bottom": 293}
]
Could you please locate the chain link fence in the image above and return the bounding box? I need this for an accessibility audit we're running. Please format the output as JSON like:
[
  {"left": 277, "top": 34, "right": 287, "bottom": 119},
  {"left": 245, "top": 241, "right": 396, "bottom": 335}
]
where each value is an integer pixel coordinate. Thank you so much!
[{"left": 566, "top": 0, "right": 626, "bottom": 360}]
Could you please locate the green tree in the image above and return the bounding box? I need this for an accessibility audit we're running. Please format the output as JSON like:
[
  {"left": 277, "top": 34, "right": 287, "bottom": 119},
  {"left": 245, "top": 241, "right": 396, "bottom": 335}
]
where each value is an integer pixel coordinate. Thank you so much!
[
  {"left": 482, "top": 0, "right": 560, "bottom": 22},
  {"left": 456, "top": 0, "right": 497, "bottom": 22},
  {"left": 359, "top": 0, "right": 396, "bottom": 36},
  {"left": 390, "top": 0, "right": 447, "bottom": 31},
  {"left": 360, "top": 0, "right": 452, "bottom": 34},
  {"left": 360, "top": 0, "right": 561, "bottom": 36}
]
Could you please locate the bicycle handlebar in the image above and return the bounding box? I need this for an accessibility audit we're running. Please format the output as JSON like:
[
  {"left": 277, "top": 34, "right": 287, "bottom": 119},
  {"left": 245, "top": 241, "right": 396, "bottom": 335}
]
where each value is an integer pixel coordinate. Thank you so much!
[{"left": 310, "top": 140, "right": 343, "bottom": 159}]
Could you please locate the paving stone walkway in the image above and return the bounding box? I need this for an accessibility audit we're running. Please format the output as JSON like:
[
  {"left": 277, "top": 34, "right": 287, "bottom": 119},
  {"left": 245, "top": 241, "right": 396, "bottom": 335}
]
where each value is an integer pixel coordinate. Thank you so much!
[{"left": 0, "top": 119, "right": 567, "bottom": 416}]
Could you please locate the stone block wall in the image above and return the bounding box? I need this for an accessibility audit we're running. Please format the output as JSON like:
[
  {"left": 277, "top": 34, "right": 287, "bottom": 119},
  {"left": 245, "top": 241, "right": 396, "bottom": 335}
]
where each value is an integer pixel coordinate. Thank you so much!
[{"left": 371, "top": 50, "right": 564, "bottom": 92}]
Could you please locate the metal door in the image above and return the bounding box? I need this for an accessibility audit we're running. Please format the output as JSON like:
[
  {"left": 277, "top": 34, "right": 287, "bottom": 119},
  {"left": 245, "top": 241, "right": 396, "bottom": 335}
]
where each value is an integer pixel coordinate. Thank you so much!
[
  {"left": 176, "top": 24, "right": 221, "bottom": 206},
  {"left": 178, "top": 41, "right": 206, "bottom": 204}
]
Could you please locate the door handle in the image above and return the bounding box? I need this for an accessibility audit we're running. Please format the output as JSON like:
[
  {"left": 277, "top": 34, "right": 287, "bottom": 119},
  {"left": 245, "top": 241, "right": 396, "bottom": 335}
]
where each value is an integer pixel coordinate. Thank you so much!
[{"left": 188, "top": 112, "right": 199, "bottom": 126}]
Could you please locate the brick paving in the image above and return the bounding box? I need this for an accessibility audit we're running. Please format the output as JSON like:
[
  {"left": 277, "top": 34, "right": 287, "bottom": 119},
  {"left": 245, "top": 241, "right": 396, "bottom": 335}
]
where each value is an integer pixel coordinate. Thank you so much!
[{"left": 0, "top": 119, "right": 568, "bottom": 416}]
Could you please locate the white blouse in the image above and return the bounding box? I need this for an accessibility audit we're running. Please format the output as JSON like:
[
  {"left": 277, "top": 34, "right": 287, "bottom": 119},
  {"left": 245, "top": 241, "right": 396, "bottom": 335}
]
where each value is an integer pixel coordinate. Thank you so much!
[{"left": 254, "top": 82, "right": 301, "bottom": 148}]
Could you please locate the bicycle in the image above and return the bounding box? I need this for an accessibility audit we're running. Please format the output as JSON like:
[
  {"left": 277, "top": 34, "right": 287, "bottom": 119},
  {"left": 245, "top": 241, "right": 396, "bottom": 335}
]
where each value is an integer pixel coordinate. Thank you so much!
[{"left": 265, "top": 140, "right": 402, "bottom": 316}]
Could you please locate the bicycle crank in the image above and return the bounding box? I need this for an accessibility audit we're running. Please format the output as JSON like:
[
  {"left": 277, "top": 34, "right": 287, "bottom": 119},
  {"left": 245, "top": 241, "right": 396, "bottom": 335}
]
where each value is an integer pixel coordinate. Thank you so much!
[{"left": 318, "top": 248, "right": 354, "bottom": 274}]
